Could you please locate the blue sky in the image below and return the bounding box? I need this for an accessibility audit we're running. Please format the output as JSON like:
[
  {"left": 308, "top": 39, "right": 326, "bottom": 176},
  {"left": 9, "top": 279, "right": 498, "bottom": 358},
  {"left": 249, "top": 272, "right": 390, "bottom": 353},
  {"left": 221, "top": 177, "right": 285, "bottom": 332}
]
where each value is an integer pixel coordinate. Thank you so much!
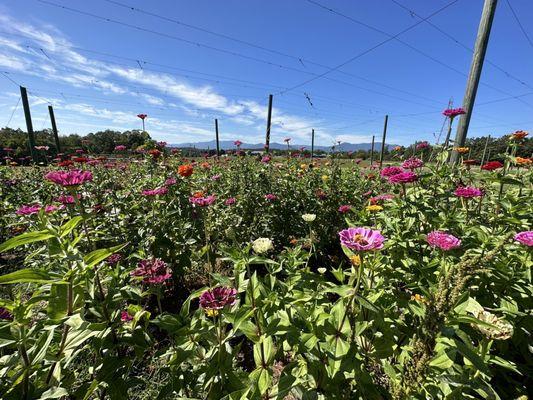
[{"left": 0, "top": 0, "right": 532, "bottom": 146}]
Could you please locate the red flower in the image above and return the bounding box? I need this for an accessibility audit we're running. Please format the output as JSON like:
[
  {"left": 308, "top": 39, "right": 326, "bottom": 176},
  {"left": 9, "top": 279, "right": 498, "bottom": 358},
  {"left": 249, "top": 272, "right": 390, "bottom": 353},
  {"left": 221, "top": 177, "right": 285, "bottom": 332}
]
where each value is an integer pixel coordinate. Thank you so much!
[
  {"left": 481, "top": 161, "right": 503, "bottom": 171},
  {"left": 137, "top": 113, "right": 147, "bottom": 120},
  {"left": 178, "top": 164, "right": 194, "bottom": 177}
]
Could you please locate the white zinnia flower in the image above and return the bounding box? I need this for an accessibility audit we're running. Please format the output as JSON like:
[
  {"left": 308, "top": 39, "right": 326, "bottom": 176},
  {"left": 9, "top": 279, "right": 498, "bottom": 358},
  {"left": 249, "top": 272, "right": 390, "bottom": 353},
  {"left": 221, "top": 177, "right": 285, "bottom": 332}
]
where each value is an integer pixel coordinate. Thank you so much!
[
  {"left": 302, "top": 213, "right": 316, "bottom": 222},
  {"left": 252, "top": 238, "right": 273, "bottom": 254}
]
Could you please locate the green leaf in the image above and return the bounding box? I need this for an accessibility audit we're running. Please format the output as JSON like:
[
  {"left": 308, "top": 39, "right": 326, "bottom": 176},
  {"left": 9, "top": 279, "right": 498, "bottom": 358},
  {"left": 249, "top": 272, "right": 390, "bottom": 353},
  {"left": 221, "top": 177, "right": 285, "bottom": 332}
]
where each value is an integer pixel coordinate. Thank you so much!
[
  {"left": 60, "top": 216, "right": 83, "bottom": 238},
  {"left": 47, "top": 284, "right": 69, "bottom": 319},
  {"left": 38, "top": 387, "right": 69, "bottom": 399},
  {"left": 0, "top": 269, "right": 53, "bottom": 284},
  {"left": 83, "top": 243, "right": 127, "bottom": 269},
  {"left": 0, "top": 230, "right": 54, "bottom": 253},
  {"left": 453, "top": 338, "right": 490, "bottom": 376}
]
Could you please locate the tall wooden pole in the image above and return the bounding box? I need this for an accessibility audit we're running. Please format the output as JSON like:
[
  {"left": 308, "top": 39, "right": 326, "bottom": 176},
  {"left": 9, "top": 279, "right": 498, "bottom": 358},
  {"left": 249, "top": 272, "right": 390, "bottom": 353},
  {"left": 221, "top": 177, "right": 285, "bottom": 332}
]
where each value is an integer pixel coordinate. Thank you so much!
[
  {"left": 20, "top": 86, "right": 37, "bottom": 163},
  {"left": 379, "top": 115, "right": 388, "bottom": 169},
  {"left": 215, "top": 118, "right": 220, "bottom": 157},
  {"left": 48, "top": 105, "right": 61, "bottom": 153},
  {"left": 265, "top": 94, "right": 273, "bottom": 153},
  {"left": 311, "top": 128, "right": 315, "bottom": 160},
  {"left": 480, "top": 135, "right": 491, "bottom": 166},
  {"left": 370, "top": 135, "right": 375, "bottom": 166},
  {"left": 450, "top": 0, "right": 498, "bottom": 164}
]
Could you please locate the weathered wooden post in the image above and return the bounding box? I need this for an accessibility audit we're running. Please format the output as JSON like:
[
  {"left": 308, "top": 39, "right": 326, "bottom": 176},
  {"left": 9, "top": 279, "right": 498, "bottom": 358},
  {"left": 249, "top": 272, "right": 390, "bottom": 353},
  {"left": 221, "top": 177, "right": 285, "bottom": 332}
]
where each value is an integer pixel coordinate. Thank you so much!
[
  {"left": 215, "top": 118, "right": 220, "bottom": 157},
  {"left": 450, "top": 0, "right": 498, "bottom": 164},
  {"left": 370, "top": 135, "right": 375, "bottom": 166},
  {"left": 311, "top": 128, "right": 315, "bottom": 160},
  {"left": 265, "top": 94, "right": 273, "bottom": 153},
  {"left": 480, "top": 135, "right": 491, "bottom": 166},
  {"left": 379, "top": 115, "right": 388, "bottom": 169},
  {"left": 20, "top": 86, "right": 37, "bottom": 163},
  {"left": 48, "top": 105, "right": 61, "bottom": 153}
]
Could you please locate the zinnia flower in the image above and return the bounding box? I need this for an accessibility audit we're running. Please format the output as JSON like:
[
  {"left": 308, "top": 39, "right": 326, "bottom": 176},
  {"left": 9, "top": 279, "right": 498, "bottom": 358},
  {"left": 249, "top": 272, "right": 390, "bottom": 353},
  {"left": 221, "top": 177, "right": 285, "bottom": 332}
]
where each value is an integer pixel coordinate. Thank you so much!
[
  {"left": 427, "top": 231, "right": 461, "bottom": 250},
  {"left": 302, "top": 213, "right": 316, "bottom": 222},
  {"left": 481, "top": 161, "right": 503, "bottom": 171},
  {"left": 16, "top": 204, "right": 42, "bottom": 215},
  {"left": 463, "top": 159, "right": 478, "bottom": 166},
  {"left": 199, "top": 286, "right": 237, "bottom": 315},
  {"left": 388, "top": 171, "right": 418, "bottom": 184},
  {"left": 338, "top": 205, "right": 352, "bottom": 214},
  {"left": 515, "top": 157, "right": 532, "bottom": 166},
  {"left": 35, "top": 145, "right": 49, "bottom": 151},
  {"left": 121, "top": 310, "right": 133, "bottom": 322},
  {"left": 261, "top": 155, "right": 271, "bottom": 163},
  {"left": 473, "top": 310, "right": 513, "bottom": 340},
  {"left": 454, "top": 186, "right": 483, "bottom": 198},
  {"left": 264, "top": 193, "right": 277, "bottom": 202},
  {"left": 380, "top": 166, "right": 403, "bottom": 177},
  {"left": 137, "top": 113, "right": 147, "bottom": 120},
  {"left": 131, "top": 258, "right": 172, "bottom": 285},
  {"left": 225, "top": 197, "right": 236, "bottom": 206},
  {"left": 416, "top": 141, "right": 429, "bottom": 150},
  {"left": 142, "top": 187, "right": 168, "bottom": 196},
  {"left": 510, "top": 130, "right": 528, "bottom": 140},
  {"left": 339, "top": 227, "right": 385, "bottom": 251},
  {"left": 114, "top": 145, "right": 127, "bottom": 151},
  {"left": 514, "top": 231, "right": 533, "bottom": 246},
  {"left": 189, "top": 195, "right": 216, "bottom": 207},
  {"left": 45, "top": 170, "right": 93, "bottom": 187},
  {"left": 234, "top": 140, "right": 243, "bottom": 147},
  {"left": 442, "top": 107, "right": 466, "bottom": 119},
  {"left": 107, "top": 253, "right": 122, "bottom": 265},
  {"left": 178, "top": 164, "right": 194, "bottom": 177},
  {"left": 369, "top": 194, "right": 394, "bottom": 204},
  {"left": 252, "top": 237, "right": 274, "bottom": 254},
  {"left": 366, "top": 205, "right": 383, "bottom": 212},
  {"left": 402, "top": 157, "right": 424, "bottom": 170},
  {"left": 454, "top": 147, "right": 469, "bottom": 154},
  {"left": 164, "top": 177, "right": 177, "bottom": 186}
]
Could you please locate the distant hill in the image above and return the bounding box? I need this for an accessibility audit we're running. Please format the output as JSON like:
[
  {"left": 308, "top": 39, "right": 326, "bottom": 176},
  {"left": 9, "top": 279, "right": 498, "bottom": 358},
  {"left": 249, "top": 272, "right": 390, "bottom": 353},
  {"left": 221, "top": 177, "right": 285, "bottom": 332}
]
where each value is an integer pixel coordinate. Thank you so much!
[{"left": 169, "top": 140, "right": 396, "bottom": 152}]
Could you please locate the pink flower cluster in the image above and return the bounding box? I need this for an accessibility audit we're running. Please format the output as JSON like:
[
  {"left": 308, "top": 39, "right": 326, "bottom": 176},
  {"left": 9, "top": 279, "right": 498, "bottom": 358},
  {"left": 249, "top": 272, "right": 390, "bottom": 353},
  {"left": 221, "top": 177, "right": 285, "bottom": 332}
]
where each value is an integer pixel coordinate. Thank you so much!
[
  {"left": 427, "top": 231, "right": 461, "bottom": 251},
  {"left": 199, "top": 286, "right": 237, "bottom": 311},
  {"left": 339, "top": 227, "right": 385, "bottom": 251},
  {"left": 131, "top": 258, "right": 172, "bottom": 285},
  {"left": 45, "top": 170, "right": 93, "bottom": 187},
  {"left": 388, "top": 171, "right": 418, "bottom": 184},
  {"left": 514, "top": 231, "right": 533, "bottom": 247},
  {"left": 402, "top": 157, "right": 424, "bottom": 170},
  {"left": 16, "top": 204, "right": 60, "bottom": 216},
  {"left": 416, "top": 141, "right": 430, "bottom": 150},
  {"left": 338, "top": 205, "right": 352, "bottom": 214},
  {"left": 443, "top": 107, "right": 466, "bottom": 119},
  {"left": 189, "top": 195, "right": 216, "bottom": 207},
  {"left": 380, "top": 166, "right": 403, "bottom": 177},
  {"left": 454, "top": 186, "right": 483, "bottom": 198},
  {"left": 142, "top": 187, "right": 168, "bottom": 196},
  {"left": 265, "top": 193, "right": 277, "bottom": 202}
]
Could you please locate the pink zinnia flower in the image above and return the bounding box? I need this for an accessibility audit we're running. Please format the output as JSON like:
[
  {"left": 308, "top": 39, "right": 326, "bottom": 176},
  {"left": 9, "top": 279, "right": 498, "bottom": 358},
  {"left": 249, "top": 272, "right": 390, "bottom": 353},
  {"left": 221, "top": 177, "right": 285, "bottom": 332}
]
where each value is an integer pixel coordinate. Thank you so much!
[
  {"left": 402, "top": 157, "right": 424, "bottom": 170},
  {"left": 370, "top": 194, "right": 395, "bottom": 204},
  {"left": 199, "top": 287, "right": 238, "bottom": 311},
  {"left": 454, "top": 186, "right": 483, "bottom": 198},
  {"left": 131, "top": 258, "right": 172, "bottom": 285},
  {"left": 265, "top": 193, "right": 277, "bottom": 202},
  {"left": 55, "top": 194, "right": 79, "bottom": 205},
  {"left": 338, "top": 205, "right": 352, "bottom": 214},
  {"left": 114, "top": 145, "right": 127, "bottom": 151},
  {"left": 35, "top": 145, "right": 49, "bottom": 151},
  {"left": 211, "top": 174, "right": 221, "bottom": 181},
  {"left": 225, "top": 197, "right": 236, "bottom": 206},
  {"left": 380, "top": 166, "right": 403, "bottom": 178},
  {"left": 514, "top": 231, "right": 533, "bottom": 247},
  {"left": 261, "top": 155, "right": 271, "bottom": 163},
  {"left": 234, "top": 140, "right": 243, "bottom": 147},
  {"left": 427, "top": 231, "right": 461, "bottom": 251},
  {"left": 389, "top": 171, "right": 418, "bottom": 184},
  {"left": 443, "top": 107, "right": 466, "bottom": 119},
  {"left": 189, "top": 195, "right": 216, "bottom": 207},
  {"left": 164, "top": 177, "right": 177, "bottom": 186},
  {"left": 416, "top": 141, "right": 430, "bottom": 150},
  {"left": 107, "top": 253, "right": 122, "bottom": 265},
  {"left": 142, "top": 187, "right": 168, "bottom": 196},
  {"left": 121, "top": 310, "right": 133, "bottom": 322},
  {"left": 16, "top": 204, "right": 41, "bottom": 215},
  {"left": 339, "top": 227, "right": 385, "bottom": 251},
  {"left": 45, "top": 170, "right": 93, "bottom": 187}
]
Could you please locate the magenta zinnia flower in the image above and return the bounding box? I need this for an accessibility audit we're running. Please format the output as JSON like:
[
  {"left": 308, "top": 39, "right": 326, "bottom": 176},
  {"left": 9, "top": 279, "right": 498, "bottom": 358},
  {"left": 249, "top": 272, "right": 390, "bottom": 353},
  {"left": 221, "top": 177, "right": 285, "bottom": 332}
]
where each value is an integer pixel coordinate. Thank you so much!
[
  {"left": 454, "top": 186, "right": 483, "bottom": 198},
  {"left": 164, "top": 177, "right": 177, "bottom": 186},
  {"left": 261, "top": 155, "right": 271, "bottom": 163},
  {"left": 121, "top": 310, "right": 133, "bottom": 322},
  {"left": 189, "top": 195, "right": 216, "bottom": 207},
  {"left": 339, "top": 227, "right": 385, "bottom": 251},
  {"left": 131, "top": 258, "right": 172, "bottom": 285},
  {"left": 514, "top": 231, "right": 533, "bottom": 247},
  {"left": 443, "top": 107, "right": 466, "bottom": 119},
  {"left": 114, "top": 145, "right": 127, "bottom": 151},
  {"left": 142, "top": 187, "right": 168, "bottom": 196},
  {"left": 225, "top": 197, "right": 236, "bottom": 206},
  {"left": 380, "top": 166, "right": 403, "bottom": 178},
  {"left": 234, "top": 140, "right": 243, "bottom": 147},
  {"left": 55, "top": 194, "right": 79, "bottom": 204},
  {"left": 389, "top": 171, "right": 418, "bottom": 184},
  {"left": 16, "top": 204, "right": 41, "bottom": 215},
  {"left": 199, "top": 286, "right": 237, "bottom": 311},
  {"left": 265, "top": 193, "right": 277, "bottom": 202},
  {"left": 427, "top": 231, "right": 461, "bottom": 251},
  {"left": 338, "top": 205, "right": 352, "bottom": 214},
  {"left": 402, "top": 157, "right": 424, "bottom": 170},
  {"left": 416, "top": 141, "right": 429, "bottom": 150},
  {"left": 107, "top": 253, "right": 122, "bottom": 265},
  {"left": 0, "top": 307, "right": 13, "bottom": 321},
  {"left": 45, "top": 170, "right": 93, "bottom": 187}
]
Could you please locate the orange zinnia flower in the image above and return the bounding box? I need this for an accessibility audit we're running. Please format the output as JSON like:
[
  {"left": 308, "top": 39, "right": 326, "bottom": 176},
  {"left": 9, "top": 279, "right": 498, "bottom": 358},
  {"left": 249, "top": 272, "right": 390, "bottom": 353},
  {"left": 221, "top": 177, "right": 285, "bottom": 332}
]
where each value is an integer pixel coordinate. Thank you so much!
[
  {"left": 511, "top": 130, "right": 528, "bottom": 140},
  {"left": 516, "top": 157, "right": 532, "bottom": 166},
  {"left": 455, "top": 147, "right": 469, "bottom": 154},
  {"left": 192, "top": 191, "right": 205, "bottom": 198},
  {"left": 178, "top": 164, "right": 194, "bottom": 177}
]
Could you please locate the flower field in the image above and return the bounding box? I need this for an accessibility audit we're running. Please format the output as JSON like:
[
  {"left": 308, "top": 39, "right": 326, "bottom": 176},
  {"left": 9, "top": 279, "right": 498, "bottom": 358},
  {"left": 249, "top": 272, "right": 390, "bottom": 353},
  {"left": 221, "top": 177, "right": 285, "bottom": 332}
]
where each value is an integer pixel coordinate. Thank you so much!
[{"left": 0, "top": 135, "right": 531, "bottom": 399}]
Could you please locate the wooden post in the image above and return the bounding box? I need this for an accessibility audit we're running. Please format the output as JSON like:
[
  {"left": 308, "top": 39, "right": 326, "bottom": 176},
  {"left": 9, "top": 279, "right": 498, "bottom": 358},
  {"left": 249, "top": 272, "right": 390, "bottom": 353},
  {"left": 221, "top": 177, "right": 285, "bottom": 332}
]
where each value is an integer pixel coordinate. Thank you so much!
[
  {"left": 450, "top": 0, "right": 498, "bottom": 164},
  {"left": 480, "top": 135, "right": 490, "bottom": 166},
  {"left": 20, "top": 86, "right": 37, "bottom": 163},
  {"left": 311, "top": 128, "right": 315, "bottom": 159},
  {"left": 48, "top": 105, "right": 61, "bottom": 153},
  {"left": 370, "top": 135, "right": 375, "bottom": 166},
  {"left": 379, "top": 115, "right": 388, "bottom": 169},
  {"left": 215, "top": 118, "right": 220, "bottom": 157},
  {"left": 265, "top": 94, "right": 273, "bottom": 153}
]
